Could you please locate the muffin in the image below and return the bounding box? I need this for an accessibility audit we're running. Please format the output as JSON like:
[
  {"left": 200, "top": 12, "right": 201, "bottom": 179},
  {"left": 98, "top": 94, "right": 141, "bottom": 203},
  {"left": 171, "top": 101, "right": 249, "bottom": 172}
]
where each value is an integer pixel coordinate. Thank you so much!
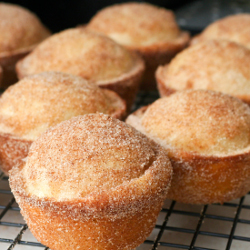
[
  {"left": 0, "top": 71, "right": 126, "bottom": 175},
  {"left": 126, "top": 90, "right": 250, "bottom": 204},
  {"left": 16, "top": 28, "right": 145, "bottom": 111},
  {"left": 9, "top": 113, "right": 172, "bottom": 250},
  {"left": 191, "top": 13, "right": 250, "bottom": 49},
  {"left": 0, "top": 3, "right": 50, "bottom": 88},
  {"left": 87, "top": 2, "right": 190, "bottom": 90},
  {"left": 156, "top": 40, "right": 250, "bottom": 105}
]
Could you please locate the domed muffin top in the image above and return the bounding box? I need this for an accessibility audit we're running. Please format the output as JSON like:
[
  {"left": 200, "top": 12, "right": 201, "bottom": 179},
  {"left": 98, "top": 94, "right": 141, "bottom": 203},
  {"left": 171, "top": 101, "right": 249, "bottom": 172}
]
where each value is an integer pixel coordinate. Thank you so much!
[
  {"left": 192, "top": 14, "right": 250, "bottom": 49},
  {"left": 142, "top": 90, "right": 250, "bottom": 156},
  {"left": 0, "top": 72, "right": 124, "bottom": 141},
  {"left": 16, "top": 28, "right": 139, "bottom": 82},
  {"left": 88, "top": 2, "right": 182, "bottom": 47},
  {"left": 0, "top": 3, "right": 50, "bottom": 55},
  {"left": 157, "top": 40, "right": 250, "bottom": 96},
  {"left": 22, "top": 114, "right": 159, "bottom": 200}
]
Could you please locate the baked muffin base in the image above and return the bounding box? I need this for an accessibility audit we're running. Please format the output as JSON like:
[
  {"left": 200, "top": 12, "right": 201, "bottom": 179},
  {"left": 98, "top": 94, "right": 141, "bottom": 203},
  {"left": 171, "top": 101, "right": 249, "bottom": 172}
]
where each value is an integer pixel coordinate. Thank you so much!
[
  {"left": 20, "top": 198, "right": 163, "bottom": 250},
  {"left": 167, "top": 151, "right": 250, "bottom": 204}
]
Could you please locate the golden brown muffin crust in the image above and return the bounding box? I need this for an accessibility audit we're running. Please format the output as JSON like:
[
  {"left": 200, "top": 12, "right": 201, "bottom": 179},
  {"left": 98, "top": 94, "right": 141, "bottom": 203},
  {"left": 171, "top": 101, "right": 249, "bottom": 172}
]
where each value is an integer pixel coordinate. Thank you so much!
[
  {"left": 87, "top": 2, "right": 190, "bottom": 91},
  {"left": 21, "top": 114, "right": 164, "bottom": 200},
  {"left": 11, "top": 113, "right": 172, "bottom": 211},
  {"left": 88, "top": 2, "right": 182, "bottom": 47},
  {"left": 142, "top": 90, "right": 250, "bottom": 156},
  {"left": 157, "top": 40, "right": 250, "bottom": 102},
  {"left": 0, "top": 3, "right": 50, "bottom": 56},
  {"left": 192, "top": 14, "right": 250, "bottom": 49},
  {"left": 0, "top": 134, "right": 31, "bottom": 175},
  {"left": 16, "top": 28, "right": 145, "bottom": 112},
  {"left": 10, "top": 114, "right": 172, "bottom": 249},
  {"left": 16, "top": 28, "right": 139, "bottom": 82},
  {"left": 126, "top": 90, "right": 250, "bottom": 204},
  {"left": 0, "top": 72, "right": 125, "bottom": 141}
]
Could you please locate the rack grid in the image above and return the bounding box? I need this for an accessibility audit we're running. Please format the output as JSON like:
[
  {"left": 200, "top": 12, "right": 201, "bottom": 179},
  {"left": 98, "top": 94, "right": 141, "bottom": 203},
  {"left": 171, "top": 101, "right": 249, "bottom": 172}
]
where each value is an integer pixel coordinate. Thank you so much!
[{"left": 1, "top": 91, "right": 250, "bottom": 250}]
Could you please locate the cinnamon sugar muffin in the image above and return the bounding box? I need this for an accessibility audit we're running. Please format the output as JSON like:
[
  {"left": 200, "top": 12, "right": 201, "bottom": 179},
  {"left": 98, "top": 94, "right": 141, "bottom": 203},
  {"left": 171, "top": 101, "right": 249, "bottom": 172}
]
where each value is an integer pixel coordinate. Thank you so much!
[
  {"left": 0, "top": 71, "right": 125, "bottom": 175},
  {"left": 126, "top": 90, "right": 250, "bottom": 204},
  {"left": 191, "top": 13, "right": 250, "bottom": 49},
  {"left": 16, "top": 28, "right": 145, "bottom": 111},
  {"left": 87, "top": 2, "right": 189, "bottom": 90},
  {"left": 156, "top": 40, "right": 250, "bottom": 105},
  {"left": 0, "top": 3, "right": 50, "bottom": 88},
  {"left": 9, "top": 113, "right": 173, "bottom": 250}
]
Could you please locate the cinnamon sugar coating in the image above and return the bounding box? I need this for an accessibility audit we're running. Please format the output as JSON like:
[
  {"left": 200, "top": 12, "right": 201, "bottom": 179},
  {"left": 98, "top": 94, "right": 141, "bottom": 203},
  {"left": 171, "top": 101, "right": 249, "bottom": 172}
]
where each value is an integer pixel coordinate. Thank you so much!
[
  {"left": 191, "top": 14, "right": 250, "bottom": 49},
  {"left": 0, "top": 3, "right": 50, "bottom": 55},
  {"left": 87, "top": 2, "right": 189, "bottom": 90},
  {"left": 142, "top": 91, "right": 250, "bottom": 156},
  {"left": 88, "top": 2, "right": 182, "bottom": 47},
  {"left": 0, "top": 134, "right": 31, "bottom": 175},
  {"left": 126, "top": 90, "right": 250, "bottom": 204},
  {"left": 157, "top": 40, "right": 250, "bottom": 105},
  {"left": 0, "top": 71, "right": 125, "bottom": 174},
  {"left": 10, "top": 114, "right": 172, "bottom": 249},
  {"left": 23, "top": 114, "right": 161, "bottom": 199},
  {"left": 0, "top": 3, "right": 50, "bottom": 88},
  {"left": 16, "top": 28, "right": 144, "bottom": 110},
  {"left": 16, "top": 28, "right": 135, "bottom": 82}
]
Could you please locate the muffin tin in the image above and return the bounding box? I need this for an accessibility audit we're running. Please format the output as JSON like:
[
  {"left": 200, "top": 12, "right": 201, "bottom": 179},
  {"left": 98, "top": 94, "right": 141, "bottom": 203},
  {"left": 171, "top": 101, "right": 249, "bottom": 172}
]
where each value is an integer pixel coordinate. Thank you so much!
[{"left": 0, "top": 91, "right": 250, "bottom": 250}]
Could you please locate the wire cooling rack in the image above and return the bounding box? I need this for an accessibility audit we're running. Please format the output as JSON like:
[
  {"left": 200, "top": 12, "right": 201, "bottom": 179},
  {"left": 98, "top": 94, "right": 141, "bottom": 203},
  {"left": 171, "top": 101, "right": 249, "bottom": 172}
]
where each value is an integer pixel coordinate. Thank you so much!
[{"left": 1, "top": 91, "right": 250, "bottom": 250}]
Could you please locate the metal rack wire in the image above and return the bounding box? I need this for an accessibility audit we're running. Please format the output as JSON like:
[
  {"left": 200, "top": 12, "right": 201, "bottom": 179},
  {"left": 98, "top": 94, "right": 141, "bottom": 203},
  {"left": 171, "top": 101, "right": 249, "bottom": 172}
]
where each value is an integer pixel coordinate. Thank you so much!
[{"left": 1, "top": 91, "right": 250, "bottom": 250}]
